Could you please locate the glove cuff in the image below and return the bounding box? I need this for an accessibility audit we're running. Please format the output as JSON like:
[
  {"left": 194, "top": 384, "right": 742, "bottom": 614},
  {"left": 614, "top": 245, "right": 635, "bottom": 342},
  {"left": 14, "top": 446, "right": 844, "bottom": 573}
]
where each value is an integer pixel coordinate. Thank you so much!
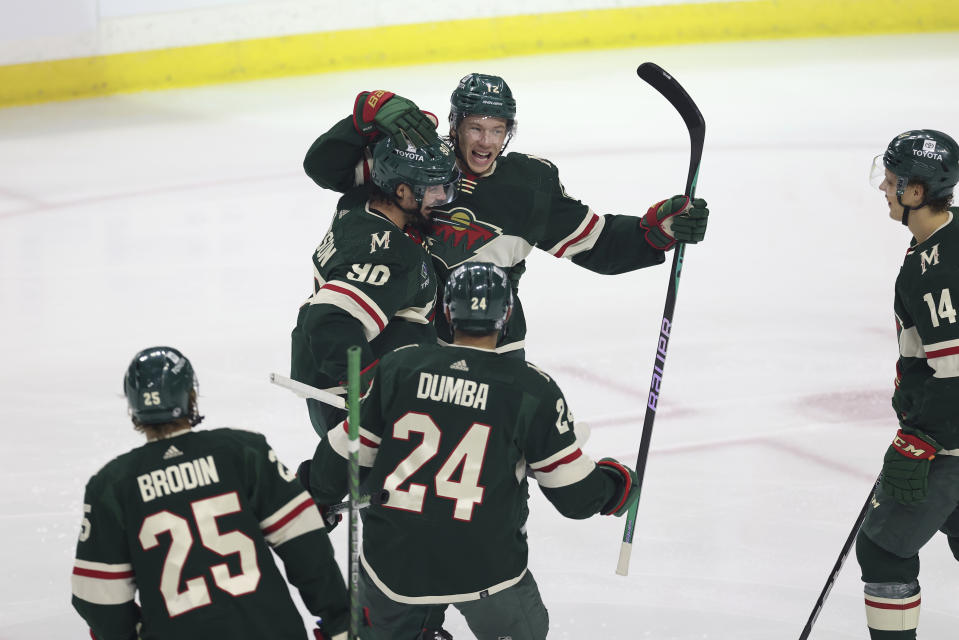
[
  {"left": 597, "top": 459, "right": 633, "bottom": 516},
  {"left": 640, "top": 199, "right": 676, "bottom": 251},
  {"left": 891, "top": 428, "right": 939, "bottom": 460},
  {"left": 352, "top": 90, "right": 395, "bottom": 138}
]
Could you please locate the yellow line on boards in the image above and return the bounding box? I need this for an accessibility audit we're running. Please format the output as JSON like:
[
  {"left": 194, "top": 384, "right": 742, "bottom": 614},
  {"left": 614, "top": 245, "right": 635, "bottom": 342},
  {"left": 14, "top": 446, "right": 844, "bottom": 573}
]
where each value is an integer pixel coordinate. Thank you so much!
[{"left": 1, "top": 0, "right": 957, "bottom": 107}]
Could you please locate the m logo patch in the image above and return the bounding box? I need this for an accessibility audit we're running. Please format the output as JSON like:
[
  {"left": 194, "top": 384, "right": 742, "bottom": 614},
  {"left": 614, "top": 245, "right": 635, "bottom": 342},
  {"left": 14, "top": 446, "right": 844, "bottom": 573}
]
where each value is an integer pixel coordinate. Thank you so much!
[
  {"left": 920, "top": 244, "right": 940, "bottom": 274},
  {"left": 371, "top": 231, "right": 391, "bottom": 253}
]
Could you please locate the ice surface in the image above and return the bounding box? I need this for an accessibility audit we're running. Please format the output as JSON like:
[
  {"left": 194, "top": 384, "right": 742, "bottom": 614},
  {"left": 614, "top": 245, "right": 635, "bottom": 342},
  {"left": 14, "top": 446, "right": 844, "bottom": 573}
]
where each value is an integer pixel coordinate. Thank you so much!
[{"left": 2, "top": 32, "right": 959, "bottom": 639}]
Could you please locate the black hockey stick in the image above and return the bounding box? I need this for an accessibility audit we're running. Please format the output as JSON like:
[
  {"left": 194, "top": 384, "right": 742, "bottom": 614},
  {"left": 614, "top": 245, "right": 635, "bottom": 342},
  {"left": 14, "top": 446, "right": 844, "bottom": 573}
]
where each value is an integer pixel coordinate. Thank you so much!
[
  {"left": 617, "top": 62, "right": 705, "bottom": 576},
  {"left": 798, "top": 475, "right": 881, "bottom": 639}
]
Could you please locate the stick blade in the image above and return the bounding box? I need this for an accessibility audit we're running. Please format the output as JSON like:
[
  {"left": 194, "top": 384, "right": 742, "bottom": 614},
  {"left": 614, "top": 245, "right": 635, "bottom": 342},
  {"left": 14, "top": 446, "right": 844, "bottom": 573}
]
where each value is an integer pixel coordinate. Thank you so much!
[{"left": 636, "top": 62, "right": 705, "bottom": 132}]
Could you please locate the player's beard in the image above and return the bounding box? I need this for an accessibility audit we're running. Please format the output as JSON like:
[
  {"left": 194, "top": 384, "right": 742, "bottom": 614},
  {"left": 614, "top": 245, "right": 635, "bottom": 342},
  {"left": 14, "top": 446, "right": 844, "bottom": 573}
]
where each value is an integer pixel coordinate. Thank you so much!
[{"left": 401, "top": 203, "right": 432, "bottom": 234}]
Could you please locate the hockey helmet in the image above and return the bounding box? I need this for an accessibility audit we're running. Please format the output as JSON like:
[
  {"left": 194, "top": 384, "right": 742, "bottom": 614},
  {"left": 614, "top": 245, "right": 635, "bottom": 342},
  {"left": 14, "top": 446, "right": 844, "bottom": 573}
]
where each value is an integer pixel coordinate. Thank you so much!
[
  {"left": 449, "top": 73, "right": 517, "bottom": 132},
  {"left": 371, "top": 135, "right": 459, "bottom": 206},
  {"left": 123, "top": 346, "right": 201, "bottom": 426},
  {"left": 871, "top": 129, "right": 959, "bottom": 202},
  {"left": 443, "top": 262, "right": 513, "bottom": 334}
]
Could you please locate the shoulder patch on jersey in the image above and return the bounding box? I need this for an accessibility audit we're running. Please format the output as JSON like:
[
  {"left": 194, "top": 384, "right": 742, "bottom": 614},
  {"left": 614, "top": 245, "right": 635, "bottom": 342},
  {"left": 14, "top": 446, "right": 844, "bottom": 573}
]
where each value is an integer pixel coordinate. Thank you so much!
[
  {"left": 370, "top": 230, "right": 391, "bottom": 254},
  {"left": 919, "top": 243, "right": 940, "bottom": 274}
]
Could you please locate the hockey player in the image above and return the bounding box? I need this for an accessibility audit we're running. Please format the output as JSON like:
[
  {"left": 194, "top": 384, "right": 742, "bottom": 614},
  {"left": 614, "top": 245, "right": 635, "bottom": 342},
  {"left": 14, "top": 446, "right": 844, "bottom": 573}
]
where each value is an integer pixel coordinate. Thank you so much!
[
  {"left": 307, "top": 263, "right": 641, "bottom": 640},
  {"left": 857, "top": 130, "right": 959, "bottom": 640},
  {"left": 291, "top": 134, "right": 459, "bottom": 436},
  {"left": 71, "top": 346, "right": 349, "bottom": 640},
  {"left": 303, "top": 73, "right": 709, "bottom": 355}
]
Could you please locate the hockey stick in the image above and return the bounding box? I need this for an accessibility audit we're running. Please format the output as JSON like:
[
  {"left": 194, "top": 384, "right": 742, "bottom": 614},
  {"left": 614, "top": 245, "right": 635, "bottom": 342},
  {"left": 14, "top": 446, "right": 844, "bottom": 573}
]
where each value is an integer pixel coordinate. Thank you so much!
[
  {"left": 617, "top": 62, "right": 705, "bottom": 576},
  {"left": 798, "top": 475, "right": 881, "bottom": 640},
  {"left": 346, "top": 346, "right": 362, "bottom": 640},
  {"left": 269, "top": 372, "right": 346, "bottom": 409}
]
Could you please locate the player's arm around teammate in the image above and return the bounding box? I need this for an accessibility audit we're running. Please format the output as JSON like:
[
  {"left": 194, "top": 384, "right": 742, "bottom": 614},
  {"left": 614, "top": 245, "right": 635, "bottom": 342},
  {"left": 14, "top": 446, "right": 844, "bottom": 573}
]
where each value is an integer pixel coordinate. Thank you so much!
[
  {"left": 856, "top": 130, "right": 959, "bottom": 640},
  {"left": 291, "top": 135, "right": 459, "bottom": 436},
  {"left": 305, "top": 264, "right": 639, "bottom": 640}
]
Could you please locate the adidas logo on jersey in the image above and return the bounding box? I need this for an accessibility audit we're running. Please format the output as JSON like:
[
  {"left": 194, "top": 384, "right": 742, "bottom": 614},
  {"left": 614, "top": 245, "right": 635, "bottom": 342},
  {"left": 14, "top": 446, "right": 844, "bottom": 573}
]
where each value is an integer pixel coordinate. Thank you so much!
[
  {"left": 162, "top": 445, "right": 184, "bottom": 460},
  {"left": 450, "top": 359, "right": 469, "bottom": 372}
]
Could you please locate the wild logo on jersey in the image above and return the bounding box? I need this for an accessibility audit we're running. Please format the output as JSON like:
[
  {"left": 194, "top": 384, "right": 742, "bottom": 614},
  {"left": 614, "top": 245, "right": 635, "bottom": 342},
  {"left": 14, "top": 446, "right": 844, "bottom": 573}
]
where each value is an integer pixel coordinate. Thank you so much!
[{"left": 428, "top": 207, "right": 503, "bottom": 268}]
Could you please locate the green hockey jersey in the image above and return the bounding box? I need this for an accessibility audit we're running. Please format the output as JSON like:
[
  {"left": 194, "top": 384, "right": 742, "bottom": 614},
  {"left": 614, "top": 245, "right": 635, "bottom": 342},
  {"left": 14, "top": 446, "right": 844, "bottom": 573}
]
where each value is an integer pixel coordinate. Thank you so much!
[
  {"left": 310, "top": 343, "right": 618, "bottom": 603},
  {"left": 291, "top": 188, "right": 438, "bottom": 394},
  {"left": 892, "top": 208, "right": 959, "bottom": 449},
  {"left": 71, "top": 427, "right": 348, "bottom": 640},
  {"left": 303, "top": 116, "right": 666, "bottom": 352}
]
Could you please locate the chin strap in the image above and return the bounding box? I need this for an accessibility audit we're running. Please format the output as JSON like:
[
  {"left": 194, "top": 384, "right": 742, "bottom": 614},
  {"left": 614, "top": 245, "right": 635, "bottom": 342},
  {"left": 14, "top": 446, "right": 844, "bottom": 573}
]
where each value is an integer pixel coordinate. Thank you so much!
[
  {"left": 898, "top": 196, "right": 912, "bottom": 226},
  {"left": 895, "top": 175, "right": 926, "bottom": 227}
]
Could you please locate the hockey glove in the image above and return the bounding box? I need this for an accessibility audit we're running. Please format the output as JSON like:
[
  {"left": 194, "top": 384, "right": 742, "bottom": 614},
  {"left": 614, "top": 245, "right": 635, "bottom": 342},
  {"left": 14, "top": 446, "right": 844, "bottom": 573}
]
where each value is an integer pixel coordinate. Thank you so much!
[
  {"left": 353, "top": 90, "right": 439, "bottom": 147},
  {"left": 881, "top": 428, "right": 941, "bottom": 505},
  {"left": 640, "top": 195, "right": 709, "bottom": 250},
  {"left": 296, "top": 459, "right": 343, "bottom": 531},
  {"left": 314, "top": 609, "right": 370, "bottom": 640},
  {"left": 597, "top": 457, "right": 640, "bottom": 517}
]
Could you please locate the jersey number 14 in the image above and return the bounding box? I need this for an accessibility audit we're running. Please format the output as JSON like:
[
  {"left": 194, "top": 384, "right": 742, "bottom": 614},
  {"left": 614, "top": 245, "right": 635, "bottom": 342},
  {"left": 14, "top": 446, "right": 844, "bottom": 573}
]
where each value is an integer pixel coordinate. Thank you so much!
[{"left": 922, "top": 288, "right": 957, "bottom": 328}]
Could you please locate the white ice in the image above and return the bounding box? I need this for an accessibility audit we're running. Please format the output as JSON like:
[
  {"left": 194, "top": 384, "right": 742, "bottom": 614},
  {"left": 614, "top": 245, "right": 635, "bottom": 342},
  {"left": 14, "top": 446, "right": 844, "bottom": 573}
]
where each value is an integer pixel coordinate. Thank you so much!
[{"left": 2, "top": 32, "right": 959, "bottom": 639}]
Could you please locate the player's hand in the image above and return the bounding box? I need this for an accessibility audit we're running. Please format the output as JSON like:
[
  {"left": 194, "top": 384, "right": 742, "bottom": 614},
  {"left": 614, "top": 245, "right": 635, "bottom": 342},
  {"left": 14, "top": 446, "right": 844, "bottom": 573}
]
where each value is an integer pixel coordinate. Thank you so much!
[
  {"left": 596, "top": 457, "right": 639, "bottom": 516},
  {"left": 297, "top": 459, "right": 345, "bottom": 530},
  {"left": 640, "top": 195, "right": 709, "bottom": 250},
  {"left": 353, "top": 90, "right": 439, "bottom": 147},
  {"left": 881, "top": 428, "right": 940, "bottom": 504},
  {"left": 318, "top": 503, "right": 343, "bottom": 531}
]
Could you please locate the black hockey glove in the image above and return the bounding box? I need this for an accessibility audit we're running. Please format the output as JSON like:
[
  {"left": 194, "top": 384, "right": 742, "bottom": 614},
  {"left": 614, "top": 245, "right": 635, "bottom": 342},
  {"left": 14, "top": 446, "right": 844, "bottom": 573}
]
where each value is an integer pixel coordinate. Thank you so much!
[
  {"left": 881, "top": 428, "right": 941, "bottom": 505},
  {"left": 596, "top": 457, "right": 639, "bottom": 516},
  {"left": 353, "top": 90, "right": 439, "bottom": 147},
  {"left": 296, "top": 459, "right": 343, "bottom": 531},
  {"left": 640, "top": 195, "right": 709, "bottom": 250},
  {"left": 313, "top": 608, "right": 370, "bottom": 639}
]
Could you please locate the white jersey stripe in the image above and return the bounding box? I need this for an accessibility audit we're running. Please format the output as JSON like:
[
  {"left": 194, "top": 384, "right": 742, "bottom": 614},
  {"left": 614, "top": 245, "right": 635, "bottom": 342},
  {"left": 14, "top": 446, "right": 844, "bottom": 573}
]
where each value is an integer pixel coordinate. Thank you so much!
[
  {"left": 261, "top": 495, "right": 326, "bottom": 546},
  {"left": 929, "top": 354, "right": 959, "bottom": 379},
  {"left": 532, "top": 452, "right": 595, "bottom": 489},
  {"left": 924, "top": 336, "right": 959, "bottom": 356},
  {"left": 437, "top": 336, "right": 525, "bottom": 354},
  {"left": 546, "top": 210, "right": 605, "bottom": 258},
  {"left": 395, "top": 299, "right": 435, "bottom": 325},
  {"left": 898, "top": 325, "right": 924, "bottom": 359},
  {"left": 529, "top": 442, "right": 581, "bottom": 470},
  {"left": 328, "top": 420, "right": 379, "bottom": 468},
  {"left": 864, "top": 592, "right": 920, "bottom": 632},
  {"left": 360, "top": 547, "right": 527, "bottom": 604},
  {"left": 71, "top": 561, "right": 136, "bottom": 605},
  {"left": 309, "top": 280, "right": 388, "bottom": 341}
]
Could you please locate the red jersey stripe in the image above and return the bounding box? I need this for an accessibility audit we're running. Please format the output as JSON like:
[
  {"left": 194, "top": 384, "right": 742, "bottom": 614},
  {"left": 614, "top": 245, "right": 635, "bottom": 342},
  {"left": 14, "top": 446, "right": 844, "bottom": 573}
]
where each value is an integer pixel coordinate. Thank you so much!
[
  {"left": 321, "top": 283, "right": 386, "bottom": 331},
  {"left": 73, "top": 567, "right": 135, "bottom": 580},
  {"left": 926, "top": 345, "right": 959, "bottom": 359},
  {"left": 865, "top": 597, "right": 921, "bottom": 611},
  {"left": 262, "top": 497, "right": 315, "bottom": 535},
  {"left": 341, "top": 420, "right": 380, "bottom": 449},
  {"left": 554, "top": 214, "right": 598, "bottom": 258},
  {"left": 531, "top": 449, "right": 582, "bottom": 473}
]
